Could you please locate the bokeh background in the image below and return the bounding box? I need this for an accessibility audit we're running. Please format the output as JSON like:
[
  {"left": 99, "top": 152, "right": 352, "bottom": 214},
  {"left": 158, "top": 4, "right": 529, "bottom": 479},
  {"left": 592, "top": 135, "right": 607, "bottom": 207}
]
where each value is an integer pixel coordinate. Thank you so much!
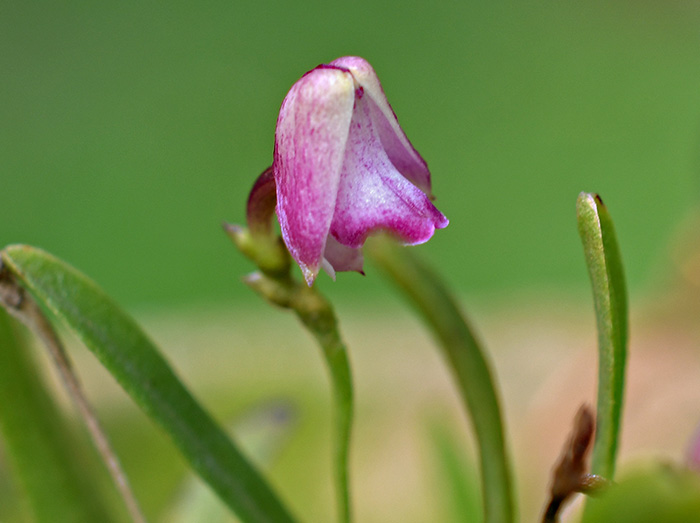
[
  {"left": 3, "top": 1, "right": 700, "bottom": 521},
  {"left": 4, "top": 0, "right": 700, "bottom": 306}
]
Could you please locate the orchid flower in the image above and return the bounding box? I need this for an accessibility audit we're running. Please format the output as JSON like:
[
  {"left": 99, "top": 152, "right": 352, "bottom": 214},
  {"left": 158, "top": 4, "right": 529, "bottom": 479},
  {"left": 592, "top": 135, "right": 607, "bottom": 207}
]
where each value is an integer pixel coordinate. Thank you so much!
[{"left": 274, "top": 56, "right": 448, "bottom": 285}]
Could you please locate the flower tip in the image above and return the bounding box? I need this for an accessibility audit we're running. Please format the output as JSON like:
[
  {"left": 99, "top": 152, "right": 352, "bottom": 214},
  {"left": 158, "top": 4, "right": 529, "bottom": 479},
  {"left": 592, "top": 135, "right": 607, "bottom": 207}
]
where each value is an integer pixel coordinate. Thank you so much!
[
  {"left": 243, "top": 271, "right": 262, "bottom": 286},
  {"left": 222, "top": 222, "right": 243, "bottom": 235},
  {"left": 330, "top": 55, "right": 371, "bottom": 71},
  {"left": 223, "top": 222, "right": 250, "bottom": 250},
  {"left": 301, "top": 265, "right": 319, "bottom": 287}
]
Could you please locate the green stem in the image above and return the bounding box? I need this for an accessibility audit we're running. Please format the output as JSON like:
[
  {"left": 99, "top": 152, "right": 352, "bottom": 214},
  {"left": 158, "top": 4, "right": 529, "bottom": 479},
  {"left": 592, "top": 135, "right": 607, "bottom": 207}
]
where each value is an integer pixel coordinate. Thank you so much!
[
  {"left": 576, "top": 193, "right": 628, "bottom": 480},
  {"left": 0, "top": 307, "right": 111, "bottom": 522},
  {"left": 231, "top": 167, "right": 354, "bottom": 523},
  {"left": 366, "top": 236, "right": 514, "bottom": 523},
  {"left": 245, "top": 273, "right": 353, "bottom": 523},
  {"left": 295, "top": 291, "right": 353, "bottom": 523}
]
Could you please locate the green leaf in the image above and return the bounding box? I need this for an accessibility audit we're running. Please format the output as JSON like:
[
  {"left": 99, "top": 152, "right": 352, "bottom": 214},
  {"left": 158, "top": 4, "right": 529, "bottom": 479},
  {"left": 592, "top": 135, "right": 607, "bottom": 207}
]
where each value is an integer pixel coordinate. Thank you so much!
[
  {"left": 0, "top": 307, "right": 111, "bottom": 522},
  {"left": 1, "top": 245, "right": 296, "bottom": 523},
  {"left": 577, "top": 193, "right": 628, "bottom": 480},
  {"left": 429, "top": 422, "right": 483, "bottom": 523},
  {"left": 366, "top": 236, "right": 514, "bottom": 523},
  {"left": 581, "top": 466, "right": 700, "bottom": 523},
  {"left": 168, "top": 401, "right": 297, "bottom": 523}
]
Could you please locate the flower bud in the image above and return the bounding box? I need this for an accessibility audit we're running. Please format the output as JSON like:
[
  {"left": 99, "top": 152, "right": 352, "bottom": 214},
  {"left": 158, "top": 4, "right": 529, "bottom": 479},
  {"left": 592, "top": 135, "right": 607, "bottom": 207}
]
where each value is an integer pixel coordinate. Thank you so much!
[{"left": 274, "top": 56, "right": 448, "bottom": 285}]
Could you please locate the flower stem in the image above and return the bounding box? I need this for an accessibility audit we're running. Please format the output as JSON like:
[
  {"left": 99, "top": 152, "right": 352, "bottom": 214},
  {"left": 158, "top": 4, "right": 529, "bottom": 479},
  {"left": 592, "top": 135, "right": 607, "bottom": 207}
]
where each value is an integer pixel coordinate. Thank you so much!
[
  {"left": 244, "top": 272, "right": 354, "bottom": 523},
  {"left": 232, "top": 167, "right": 354, "bottom": 523},
  {"left": 295, "top": 294, "right": 353, "bottom": 523},
  {"left": 366, "top": 235, "right": 514, "bottom": 523}
]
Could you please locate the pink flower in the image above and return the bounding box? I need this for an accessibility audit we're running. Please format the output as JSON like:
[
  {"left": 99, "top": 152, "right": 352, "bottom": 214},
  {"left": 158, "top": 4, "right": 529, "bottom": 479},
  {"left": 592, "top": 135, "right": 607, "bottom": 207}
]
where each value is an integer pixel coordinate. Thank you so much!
[{"left": 273, "top": 56, "right": 448, "bottom": 285}]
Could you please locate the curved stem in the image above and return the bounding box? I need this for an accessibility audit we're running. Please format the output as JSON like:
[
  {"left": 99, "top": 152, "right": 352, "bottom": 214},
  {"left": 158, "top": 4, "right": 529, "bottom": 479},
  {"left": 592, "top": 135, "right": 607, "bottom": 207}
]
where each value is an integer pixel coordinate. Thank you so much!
[
  {"left": 294, "top": 290, "right": 353, "bottom": 523},
  {"left": 366, "top": 236, "right": 514, "bottom": 523},
  {"left": 245, "top": 273, "right": 353, "bottom": 523},
  {"left": 234, "top": 168, "right": 354, "bottom": 523}
]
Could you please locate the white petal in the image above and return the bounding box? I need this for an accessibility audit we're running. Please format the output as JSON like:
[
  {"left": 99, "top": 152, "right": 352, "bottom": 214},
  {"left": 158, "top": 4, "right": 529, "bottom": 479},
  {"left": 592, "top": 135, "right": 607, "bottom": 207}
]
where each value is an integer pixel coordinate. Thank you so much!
[{"left": 330, "top": 93, "right": 448, "bottom": 248}]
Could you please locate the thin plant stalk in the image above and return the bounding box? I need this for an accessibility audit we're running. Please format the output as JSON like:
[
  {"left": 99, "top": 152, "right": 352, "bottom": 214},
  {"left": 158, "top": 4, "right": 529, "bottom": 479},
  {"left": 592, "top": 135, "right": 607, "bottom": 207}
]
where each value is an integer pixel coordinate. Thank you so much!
[
  {"left": 230, "top": 166, "right": 354, "bottom": 523},
  {"left": 292, "top": 286, "right": 353, "bottom": 523},
  {"left": 231, "top": 243, "right": 354, "bottom": 523},
  {"left": 247, "top": 272, "right": 354, "bottom": 523}
]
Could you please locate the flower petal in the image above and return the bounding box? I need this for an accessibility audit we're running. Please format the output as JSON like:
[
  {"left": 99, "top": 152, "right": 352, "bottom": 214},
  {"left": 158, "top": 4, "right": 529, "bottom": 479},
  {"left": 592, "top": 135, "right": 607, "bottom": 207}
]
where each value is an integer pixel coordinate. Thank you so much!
[
  {"left": 329, "top": 93, "right": 448, "bottom": 249},
  {"left": 273, "top": 66, "right": 355, "bottom": 284},
  {"left": 322, "top": 235, "right": 364, "bottom": 277},
  {"left": 330, "top": 56, "right": 433, "bottom": 196}
]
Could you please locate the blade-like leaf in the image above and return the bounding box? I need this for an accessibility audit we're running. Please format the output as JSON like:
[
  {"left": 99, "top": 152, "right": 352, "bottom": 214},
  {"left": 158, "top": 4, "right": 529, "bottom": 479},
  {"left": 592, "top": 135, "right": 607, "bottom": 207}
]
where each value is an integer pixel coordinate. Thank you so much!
[
  {"left": 366, "top": 236, "right": 514, "bottom": 523},
  {"left": 576, "top": 193, "right": 628, "bottom": 480},
  {"left": 429, "top": 423, "right": 482, "bottom": 523},
  {"left": 1, "top": 245, "right": 296, "bottom": 523},
  {"left": 0, "top": 307, "right": 111, "bottom": 522},
  {"left": 168, "top": 401, "right": 297, "bottom": 523}
]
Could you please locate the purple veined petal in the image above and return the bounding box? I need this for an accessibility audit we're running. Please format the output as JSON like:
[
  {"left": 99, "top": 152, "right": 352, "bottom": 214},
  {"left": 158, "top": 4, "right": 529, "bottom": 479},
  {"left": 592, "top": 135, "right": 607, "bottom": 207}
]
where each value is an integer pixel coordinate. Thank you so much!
[
  {"left": 329, "top": 92, "right": 448, "bottom": 249},
  {"left": 273, "top": 67, "right": 355, "bottom": 284},
  {"left": 330, "top": 56, "right": 433, "bottom": 196}
]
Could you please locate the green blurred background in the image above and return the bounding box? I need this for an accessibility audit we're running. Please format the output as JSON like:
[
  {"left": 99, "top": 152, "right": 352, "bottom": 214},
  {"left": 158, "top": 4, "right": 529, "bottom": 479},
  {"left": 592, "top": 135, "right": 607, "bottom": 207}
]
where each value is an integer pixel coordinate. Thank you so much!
[
  {"left": 3, "top": 1, "right": 700, "bottom": 308},
  {"left": 4, "top": 2, "right": 700, "bottom": 522}
]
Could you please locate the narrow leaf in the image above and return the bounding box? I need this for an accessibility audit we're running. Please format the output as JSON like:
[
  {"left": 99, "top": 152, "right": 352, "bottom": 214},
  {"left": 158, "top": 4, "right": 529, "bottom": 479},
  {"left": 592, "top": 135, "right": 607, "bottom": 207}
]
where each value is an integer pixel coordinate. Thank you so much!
[
  {"left": 1, "top": 245, "right": 296, "bottom": 523},
  {"left": 576, "top": 193, "right": 628, "bottom": 480},
  {"left": 429, "top": 423, "right": 482, "bottom": 523},
  {"left": 366, "top": 236, "right": 514, "bottom": 523},
  {"left": 168, "top": 401, "right": 297, "bottom": 523},
  {"left": 0, "top": 307, "right": 111, "bottom": 522}
]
